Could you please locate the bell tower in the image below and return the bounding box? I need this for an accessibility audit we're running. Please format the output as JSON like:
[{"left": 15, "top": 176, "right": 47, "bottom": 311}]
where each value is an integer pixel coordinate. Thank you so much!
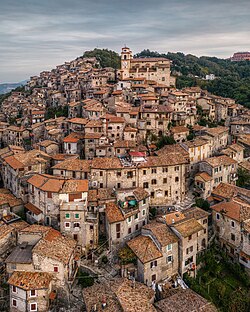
[{"left": 121, "top": 46, "right": 132, "bottom": 79}]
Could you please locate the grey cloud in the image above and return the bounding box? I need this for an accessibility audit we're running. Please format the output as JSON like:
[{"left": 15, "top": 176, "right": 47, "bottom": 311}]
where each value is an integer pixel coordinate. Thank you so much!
[{"left": 0, "top": 0, "right": 250, "bottom": 82}]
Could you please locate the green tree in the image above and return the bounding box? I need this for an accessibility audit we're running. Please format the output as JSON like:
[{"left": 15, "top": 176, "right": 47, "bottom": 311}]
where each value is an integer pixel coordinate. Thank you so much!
[
  {"left": 156, "top": 135, "right": 176, "bottom": 149},
  {"left": 83, "top": 48, "right": 121, "bottom": 69},
  {"left": 236, "top": 168, "right": 250, "bottom": 187}
]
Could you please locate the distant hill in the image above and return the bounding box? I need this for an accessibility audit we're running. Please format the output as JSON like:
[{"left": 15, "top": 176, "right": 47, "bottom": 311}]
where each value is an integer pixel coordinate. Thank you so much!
[{"left": 0, "top": 80, "right": 27, "bottom": 95}]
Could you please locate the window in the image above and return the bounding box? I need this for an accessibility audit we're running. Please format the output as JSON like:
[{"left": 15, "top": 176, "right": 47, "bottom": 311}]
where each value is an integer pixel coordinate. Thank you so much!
[
  {"left": 175, "top": 177, "right": 179, "bottom": 182},
  {"left": 135, "top": 224, "right": 139, "bottom": 231},
  {"left": 151, "top": 274, "right": 156, "bottom": 281},
  {"left": 127, "top": 216, "right": 131, "bottom": 223},
  {"left": 167, "top": 244, "right": 172, "bottom": 251},
  {"left": 151, "top": 168, "right": 157, "bottom": 174},
  {"left": 12, "top": 299, "right": 17, "bottom": 307},
  {"left": 188, "top": 235, "right": 192, "bottom": 241},
  {"left": 163, "top": 178, "right": 167, "bottom": 184},
  {"left": 162, "top": 167, "right": 168, "bottom": 173},
  {"left": 47, "top": 192, "right": 52, "bottom": 198},
  {"left": 116, "top": 232, "right": 120, "bottom": 239},
  {"left": 143, "top": 199, "right": 146, "bottom": 205},
  {"left": 74, "top": 222, "right": 80, "bottom": 228},
  {"left": 30, "top": 303, "right": 37, "bottom": 311},
  {"left": 30, "top": 290, "right": 36, "bottom": 297},
  {"left": 73, "top": 234, "right": 78, "bottom": 241},
  {"left": 174, "top": 166, "right": 179, "bottom": 171},
  {"left": 203, "top": 219, "right": 207, "bottom": 224},
  {"left": 143, "top": 170, "right": 147, "bottom": 175},
  {"left": 185, "top": 256, "right": 193, "bottom": 266},
  {"left": 100, "top": 183, "right": 104, "bottom": 188},
  {"left": 151, "top": 192, "right": 155, "bottom": 198},
  {"left": 90, "top": 225, "right": 93, "bottom": 230},
  {"left": 167, "top": 255, "right": 173, "bottom": 263},
  {"left": 231, "top": 221, "right": 235, "bottom": 228},
  {"left": 117, "top": 183, "right": 121, "bottom": 188},
  {"left": 75, "top": 213, "right": 80, "bottom": 219},
  {"left": 12, "top": 286, "right": 17, "bottom": 293},
  {"left": 100, "top": 171, "right": 103, "bottom": 176},
  {"left": 142, "top": 209, "right": 146, "bottom": 216},
  {"left": 128, "top": 228, "right": 131, "bottom": 234},
  {"left": 143, "top": 182, "right": 149, "bottom": 189},
  {"left": 165, "top": 190, "right": 168, "bottom": 196},
  {"left": 151, "top": 179, "right": 157, "bottom": 185},
  {"left": 231, "top": 233, "right": 235, "bottom": 241},
  {"left": 216, "top": 213, "right": 220, "bottom": 220},
  {"left": 116, "top": 223, "right": 121, "bottom": 232},
  {"left": 65, "top": 222, "right": 70, "bottom": 229},
  {"left": 134, "top": 213, "right": 138, "bottom": 220},
  {"left": 53, "top": 266, "right": 59, "bottom": 273},
  {"left": 150, "top": 260, "right": 157, "bottom": 268},
  {"left": 127, "top": 171, "right": 133, "bottom": 178},
  {"left": 117, "top": 172, "right": 121, "bottom": 177}
]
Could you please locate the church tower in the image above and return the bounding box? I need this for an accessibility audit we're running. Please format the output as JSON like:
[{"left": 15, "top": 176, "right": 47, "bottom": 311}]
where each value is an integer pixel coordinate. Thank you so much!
[{"left": 121, "top": 47, "right": 133, "bottom": 80}]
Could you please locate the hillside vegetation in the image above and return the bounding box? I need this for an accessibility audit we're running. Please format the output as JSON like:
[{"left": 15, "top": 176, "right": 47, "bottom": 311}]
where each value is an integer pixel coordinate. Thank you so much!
[
  {"left": 83, "top": 48, "right": 120, "bottom": 69},
  {"left": 135, "top": 49, "right": 250, "bottom": 108}
]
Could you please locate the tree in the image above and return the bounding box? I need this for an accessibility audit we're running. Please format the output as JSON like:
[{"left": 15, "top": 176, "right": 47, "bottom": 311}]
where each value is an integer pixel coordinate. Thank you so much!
[
  {"left": 83, "top": 48, "right": 121, "bottom": 69},
  {"left": 45, "top": 105, "right": 68, "bottom": 120},
  {"left": 118, "top": 246, "right": 136, "bottom": 265},
  {"left": 194, "top": 198, "right": 210, "bottom": 211},
  {"left": 156, "top": 135, "right": 176, "bottom": 149},
  {"left": 236, "top": 168, "right": 250, "bottom": 187}
]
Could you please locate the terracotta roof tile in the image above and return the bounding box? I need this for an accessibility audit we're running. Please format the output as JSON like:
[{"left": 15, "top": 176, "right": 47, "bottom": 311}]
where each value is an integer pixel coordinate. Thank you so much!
[
  {"left": 33, "top": 229, "right": 76, "bottom": 264},
  {"left": 106, "top": 202, "right": 124, "bottom": 224},
  {"left": 171, "top": 218, "right": 204, "bottom": 237},
  {"left": 52, "top": 158, "right": 91, "bottom": 172},
  {"left": 127, "top": 235, "right": 162, "bottom": 264},
  {"left": 143, "top": 222, "right": 178, "bottom": 246},
  {"left": 25, "top": 203, "right": 42, "bottom": 215},
  {"left": 8, "top": 271, "right": 53, "bottom": 290},
  {"left": 204, "top": 155, "right": 237, "bottom": 167}
]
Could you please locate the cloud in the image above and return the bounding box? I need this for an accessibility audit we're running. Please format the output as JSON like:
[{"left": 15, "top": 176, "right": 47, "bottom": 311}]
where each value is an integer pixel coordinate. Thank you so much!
[{"left": 0, "top": 0, "right": 250, "bottom": 82}]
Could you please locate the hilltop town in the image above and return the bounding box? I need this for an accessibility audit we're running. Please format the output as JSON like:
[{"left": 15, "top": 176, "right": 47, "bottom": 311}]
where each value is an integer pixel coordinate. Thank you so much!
[{"left": 0, "top": 47, "right": 249, "bottom": 312}]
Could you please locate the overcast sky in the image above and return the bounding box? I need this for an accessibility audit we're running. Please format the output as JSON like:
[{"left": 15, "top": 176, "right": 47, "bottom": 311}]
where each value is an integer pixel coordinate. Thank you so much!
[{"left": 1, "top": 0, "right": 250, "bottom": 83}]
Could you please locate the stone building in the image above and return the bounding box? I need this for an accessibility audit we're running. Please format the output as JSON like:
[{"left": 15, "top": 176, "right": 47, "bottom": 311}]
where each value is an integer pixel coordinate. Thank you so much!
[
  {"left": 105, "top": 188, "right": 150, "bottom": 249},
  {"left": 2, "top": 150, "right": 51, "bottom": 201},
  {"left": 26, "top": 174, "right": 89, "bottom": 231},
  {"left": 127, "top": 222, "right": 179, "bottom": 286},
  {"left": 195, "top": 155, "right": 238, "bottom": 198},
  {"left": 120, "top": 47, "right": 172, "bottom": 86},
  {"left": 8, "top": 271, "right": 53, "bottom": 312},
  {"left": 170, "top": 211, "right": 208, "bottom": 276},
  {"left": 211, "top": 198, "right": 250, "bottom": 270}
]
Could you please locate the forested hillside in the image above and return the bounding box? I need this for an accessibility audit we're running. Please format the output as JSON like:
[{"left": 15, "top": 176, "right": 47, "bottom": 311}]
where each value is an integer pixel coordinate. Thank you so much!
[
  {"left": 135, "top": 49, "right": 250, "bottom": 108},
  {"left": 83, "top": 48, "right": 121, "bottom": 69}
]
